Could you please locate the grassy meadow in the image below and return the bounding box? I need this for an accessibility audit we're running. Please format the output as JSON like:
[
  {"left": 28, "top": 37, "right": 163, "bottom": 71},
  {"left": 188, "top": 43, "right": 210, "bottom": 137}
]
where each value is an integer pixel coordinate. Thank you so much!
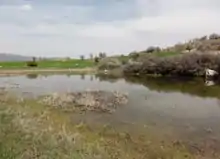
[
  {"left": 0, "top": 59, "right": 95, "bottom": 69},
  {"left": 0, "top": 51, "right": 181, "bottom": 70}
]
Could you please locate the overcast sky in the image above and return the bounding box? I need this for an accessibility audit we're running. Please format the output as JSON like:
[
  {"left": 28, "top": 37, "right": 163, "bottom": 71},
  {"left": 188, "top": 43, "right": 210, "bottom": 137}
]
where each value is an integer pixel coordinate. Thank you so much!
[{"left": 0, "top": 0, "right": 219, "bottom": 57}]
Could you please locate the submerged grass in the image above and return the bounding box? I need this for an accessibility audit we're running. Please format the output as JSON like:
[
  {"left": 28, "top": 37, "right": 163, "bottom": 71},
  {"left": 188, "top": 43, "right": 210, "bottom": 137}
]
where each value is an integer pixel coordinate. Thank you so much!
[{"left": 0, "top": 92, "right": 207, "bottom": 159}]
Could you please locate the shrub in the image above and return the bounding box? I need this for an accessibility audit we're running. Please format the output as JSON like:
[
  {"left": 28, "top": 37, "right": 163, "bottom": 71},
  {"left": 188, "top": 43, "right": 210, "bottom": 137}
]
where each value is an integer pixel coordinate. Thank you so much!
[
  {"left": 94, "top": 57, "right": 100, "bottom": 64},
  {"left": 209, "top": 33, "right": 220, "bottom": 40},
  {"left": 199, "top": 36, "right": 207, "bottom": 41},
  {"left": 129, "top": 52, "right": 139, "bottom": 60},
  {"left": 123, "top": 53, "right": 220, "bottom": 77},
  {"left": 123, "top": 63, "right": 142, "bottom": 74},
  {"left": 145, "top": 46, "right": 161, "bottom": 53},
  {"left": 26, "top": 61, "right": 38, "bottom": 67},
  {"left": 97, "top": 58, "right": 122, "bottom": 70},
  {"left": 185, "top": 45, "right": 193, "bottom": 51},
  {"left": 121, "top": 59, "right": 127, "bottom": 65}
]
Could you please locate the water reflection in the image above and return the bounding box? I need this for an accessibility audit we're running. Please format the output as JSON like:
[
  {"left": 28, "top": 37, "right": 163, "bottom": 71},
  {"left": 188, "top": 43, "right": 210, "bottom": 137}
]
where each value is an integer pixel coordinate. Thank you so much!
[
  {"left": 90, "top": 75, "right": 94, "bottom": 81},
  {"left": 95, "top": 73, "right": 122, "bottom": 83},
  {"left": 80, "top": 73, "right": 85, "bottom": 80},
  {"left": 20, "top": 73, "right": 220, "bottom": 99},
  {"left": 121, "top": 76, "right": 220, "bottom": 99},
  {"left": 26, "top": 74, "right": 39, "bottom": 79}
]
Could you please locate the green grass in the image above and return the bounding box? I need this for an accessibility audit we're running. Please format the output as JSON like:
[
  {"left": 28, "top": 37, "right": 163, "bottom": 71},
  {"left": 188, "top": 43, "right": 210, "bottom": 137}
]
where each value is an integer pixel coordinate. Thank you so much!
[
  {"left": 152, "top": 51, "right": 180, "bottom": 57},
  {"left": 0, "top": 59, "right": 95, "bottom": 69},
  {"left": 0, "top": 52, "right": 179, "bottom": 70},
  {"left": 112, "top": 51, "right": 180, "bottom": 62}
]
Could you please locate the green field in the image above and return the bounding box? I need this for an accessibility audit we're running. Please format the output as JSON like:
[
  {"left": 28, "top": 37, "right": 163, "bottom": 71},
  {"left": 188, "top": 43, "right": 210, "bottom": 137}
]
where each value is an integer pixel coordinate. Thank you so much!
[
  {"left": 0, "top": 59, "right": 95, "bottom": 69},
  {"left": 152, "top": 51, "right": 180, "bottom": 57},
  {"left": 0, "top": 52, "right": 180, "bottom": 70}
]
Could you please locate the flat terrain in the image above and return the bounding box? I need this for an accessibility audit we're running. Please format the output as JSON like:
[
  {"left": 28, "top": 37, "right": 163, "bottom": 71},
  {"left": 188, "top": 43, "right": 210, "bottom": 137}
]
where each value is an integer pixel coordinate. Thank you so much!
[
  {"left": 0, "top": 59, "right": 96, "bottom": 74},
  {"left": 0, "top": 59, "right": 94, "bottom": 69}
]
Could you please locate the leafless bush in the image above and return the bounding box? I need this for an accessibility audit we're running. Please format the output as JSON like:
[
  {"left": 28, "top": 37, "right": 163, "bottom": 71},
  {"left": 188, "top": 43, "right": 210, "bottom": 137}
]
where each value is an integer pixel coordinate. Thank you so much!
[
  {"left": 123, "top": 53, "right": 220, "bottom": 76},
  {"left": 128, "top": 51, "right": 139, "bottom": 60},
  {"left": 97, "top": 58, "right": 122, "bottom": 70}
]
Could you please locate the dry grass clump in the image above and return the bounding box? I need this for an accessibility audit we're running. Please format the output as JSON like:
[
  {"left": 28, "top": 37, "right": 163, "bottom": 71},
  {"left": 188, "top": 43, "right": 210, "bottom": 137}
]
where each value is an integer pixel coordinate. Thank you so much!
[
  {"left": 39, "top": 90, "right": 128, "bottom": 113},
  {"left": 97, "top": 57, "right": 122, "bottom": 70}
]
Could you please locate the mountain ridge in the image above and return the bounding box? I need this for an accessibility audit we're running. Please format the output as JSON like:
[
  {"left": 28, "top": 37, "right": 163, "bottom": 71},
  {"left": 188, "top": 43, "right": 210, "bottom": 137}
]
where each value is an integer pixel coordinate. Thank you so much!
[{"left": 0, "top": 53, "right": 34, "bottom": 62}]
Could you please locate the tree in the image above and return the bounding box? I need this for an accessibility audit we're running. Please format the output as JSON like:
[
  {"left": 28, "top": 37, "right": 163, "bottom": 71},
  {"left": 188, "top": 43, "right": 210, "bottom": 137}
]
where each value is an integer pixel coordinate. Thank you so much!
[
  {"left": 99, "top": 52, "right": 102, "bottom": 58},
  {"left": 80, "top": 55, "right": 84, "bottom": 61},
  {"left": 102, "top": 52, "right": 107, "bottom": 58},
  {"left": 209, "top": 33, "right": 220, "bottom": 40},
  {"left": 98, "top": 52, "right": 107, "bottom": 59},
  {"left": 90, "top": 53, "right": 93, "bottom": 60},
  {"left": 32, "top": 57, "right": 36, "bottom": 62},
  {"left": 145, "top": 46, "right": 160, "bottom": 53},
  {"left": 200, "top": 36, "right": 207, "bottom": 41},
  {"left": 94, "top": 56, "right": 99, "bottom": 64},
  {"left": 186, "top": 45, "right": 193, "bottom": 51},
  {"left": 27, "top": 57, "right": 38, "bottom": 67}
]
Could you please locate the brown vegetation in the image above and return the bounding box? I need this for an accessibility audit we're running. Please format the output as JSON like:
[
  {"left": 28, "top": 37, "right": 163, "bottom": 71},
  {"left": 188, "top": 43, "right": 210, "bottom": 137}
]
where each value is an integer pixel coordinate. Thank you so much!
[
  {"left": 123, "top": 53, "right": 220, "bottom": 76},
  {"left": 165, "top": 33, "right": 220, "bottom": 53},
  {"left": 39, "top": 90, "right": 128, "bottom": 113},
  {"left": 97, "top": 57, "right": 122, "bottom": 70}
]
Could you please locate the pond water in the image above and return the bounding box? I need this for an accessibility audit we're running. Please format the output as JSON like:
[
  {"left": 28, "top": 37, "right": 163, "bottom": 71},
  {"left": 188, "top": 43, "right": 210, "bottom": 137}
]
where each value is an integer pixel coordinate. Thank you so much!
[{"left": 1, "top": 73, "right": 220, "bottom": 151}]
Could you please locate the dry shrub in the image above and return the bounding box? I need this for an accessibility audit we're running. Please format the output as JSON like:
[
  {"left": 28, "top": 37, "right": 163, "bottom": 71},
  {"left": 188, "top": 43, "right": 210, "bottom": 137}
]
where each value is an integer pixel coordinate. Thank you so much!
[
  {"left": 97, "top": 58, "right": 122, "bottom": 70},
  {"left": 123, "top": 53, "right": 220, "bottom": 76},
  {"left": 39, "top": 91, "right": 128, "bottom": 113}
]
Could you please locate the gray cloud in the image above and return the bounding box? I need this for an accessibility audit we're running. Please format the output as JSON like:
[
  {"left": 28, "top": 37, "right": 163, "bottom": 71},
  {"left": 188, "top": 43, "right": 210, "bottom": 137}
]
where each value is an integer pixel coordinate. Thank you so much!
[{"left": 0, "top": 0, "right": 220, "bottom": 57}]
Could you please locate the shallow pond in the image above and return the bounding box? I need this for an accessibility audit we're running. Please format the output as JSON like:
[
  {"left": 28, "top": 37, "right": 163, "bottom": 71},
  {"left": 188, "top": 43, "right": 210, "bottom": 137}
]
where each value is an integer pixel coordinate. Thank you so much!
[{"left": 1, "top": 73, "right": 220, "bottom": 153}]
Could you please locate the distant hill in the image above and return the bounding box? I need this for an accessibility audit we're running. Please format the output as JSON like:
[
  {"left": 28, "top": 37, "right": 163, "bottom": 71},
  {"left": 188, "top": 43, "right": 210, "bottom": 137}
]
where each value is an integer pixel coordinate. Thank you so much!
[{"left": 0, "top": 53, "right": 33, "bottom": 62}]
